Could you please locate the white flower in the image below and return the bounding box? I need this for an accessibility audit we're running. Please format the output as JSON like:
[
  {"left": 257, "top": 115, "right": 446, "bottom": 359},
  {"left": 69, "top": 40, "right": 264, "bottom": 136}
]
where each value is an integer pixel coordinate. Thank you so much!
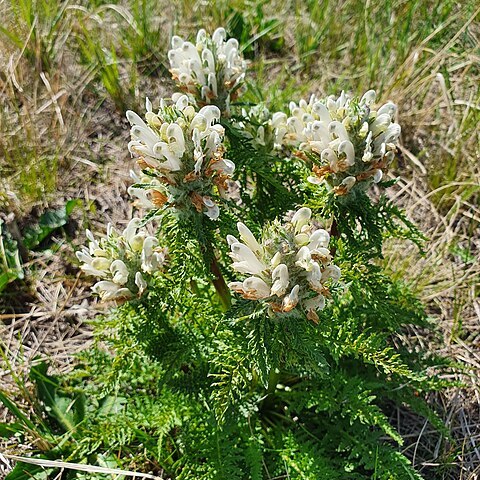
[
  {"left": 272, "top": 90, "right": 400, "bottom": 195},
  {"left": 76, "top": 219, "right": 167, "bottom": 302},
  {"left": 237, "top": 222, "right": 262, "bottom": 255},
  {"left": 230, "top": 242, "right": 266, "bottom": 274},
  {"left": 291, "top": 207, "right": 312, "bottom": 232},
  {"left": 373, "top": 169, "right": 383, "bottom": 183},
  {"left": 127, "top": 96, "right": 234, "bottom": 220},
  {"left": 295, "top": 246, "right": 313, "bottom": 271},
  {"left": 135, "top": 272, "right": 147, "bottom": 295},
  {"left": 242, "top": 277, "right": 271, "bottom": 299},
  {"left": 322, "top": 265, "right": 341, "bottom": 282},
  {"left": 271, "top": 264, "right": 289, "bottom": 297},
  {"left": 227, "top": 209, "right": 340, "bottom": 319},
  {"left": 282, "top": 285, "right": 300, "bottom": 312},
  {"left": 168, "top": 27, "right": 247, "bottom": 111},
  {"left": 92, "top": 281, "right": 133, "bottom": 301},
  {"left": 110, "top": 260, "right": 129, "bottom": 285},
  {"left": 341, "top": 176, "right": 356, "bottom": 191},
  {"left": 308, "top": 229, "right": 330, "bottom": 250}
]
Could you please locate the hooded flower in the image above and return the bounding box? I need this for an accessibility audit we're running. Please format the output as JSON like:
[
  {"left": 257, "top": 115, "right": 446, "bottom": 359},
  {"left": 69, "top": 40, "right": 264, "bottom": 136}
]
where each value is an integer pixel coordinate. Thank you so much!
[
  {"left": 272, "top": 90, "right": 400, "bottom": 195},
  {"left": 227, "top": 208, "right": 340, "bottom": 322},
  {"left": 168, "top": 27, "right": 247, "bottom": 112},
  {"left": 76, "top": 218, "right": 167, "bottom": 301},
  {"left": 233, "top": 103, "right": 274, "bottom": 150},
  {"left": 127, "top": 94, "right": 235, "bottom": 221}
]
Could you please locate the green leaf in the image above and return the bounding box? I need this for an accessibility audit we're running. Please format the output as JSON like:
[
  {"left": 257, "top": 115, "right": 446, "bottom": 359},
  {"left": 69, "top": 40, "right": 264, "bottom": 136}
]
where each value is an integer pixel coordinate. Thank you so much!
[
  {"left": 22, "top": 200, "right": 80, "bottom": 250},
  {"left": 5, "top": 461, "right": 51, "bottom": 480},
  {"left": 97, "top": 395, "right": 127, "bottom": 417},
  {"left": 0, "top": 220, "right": 24, "bottom": 291},
  {"left": 30, "top": 362, "right": 83, "bottom": 432},
  {"left": 0, "top": 390, "right": 37, "bottom": 432},
  {"left": 0, "top": 422, "right": 24, "bottom": 438}
]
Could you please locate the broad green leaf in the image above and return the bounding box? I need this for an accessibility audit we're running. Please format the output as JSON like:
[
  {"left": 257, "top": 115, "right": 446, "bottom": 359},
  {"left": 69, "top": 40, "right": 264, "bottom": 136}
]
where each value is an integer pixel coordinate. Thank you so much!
[
  {"left": 30, "top": 362, "right": 81, "bottom": 432},
  {"left": 22, "top": 200, "right": 80, "bottom": 250}
]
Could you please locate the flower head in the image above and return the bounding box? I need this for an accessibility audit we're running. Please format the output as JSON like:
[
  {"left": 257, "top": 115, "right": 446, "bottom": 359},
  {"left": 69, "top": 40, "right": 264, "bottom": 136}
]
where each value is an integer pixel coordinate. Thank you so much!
[
  {"left": 233, "top": 103, "right": 275, "bottom": 151},
  {"left": 227, "top": 208, "right": 340, "bottom": 322},
  {"left": 272, "top": 91, "right": 400, "bottom": 195},
  {"left": 127, "top": 94, "right": 235, "bottom": 220},
  {"left": 168, "top": 27, "right": 247, "bottom": 112},
  {"left": 76, "top": 218, "right": 167, "bottom": 301}
]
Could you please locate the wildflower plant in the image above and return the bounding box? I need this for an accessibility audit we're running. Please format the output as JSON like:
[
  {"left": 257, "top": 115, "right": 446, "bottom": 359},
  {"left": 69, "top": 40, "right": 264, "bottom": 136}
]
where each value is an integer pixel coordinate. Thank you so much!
[
  {"left": 75, "top": 218, "right": 166, "bottom": 300},
  {"left": 168, "top": 27, "right": 247, "bottom": 113},
  {"left": 126, "top": 93, "right": 234, "bottom": 221},
  {"left": 3, "top": 27, "right": 455, "bottom": 480}
]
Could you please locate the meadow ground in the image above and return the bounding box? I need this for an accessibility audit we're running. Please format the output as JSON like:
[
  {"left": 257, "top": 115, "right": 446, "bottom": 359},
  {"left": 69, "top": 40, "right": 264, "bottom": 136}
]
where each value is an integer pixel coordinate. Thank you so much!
[{"left": 0, "top": 1, "right": 479, "bottom": 478}]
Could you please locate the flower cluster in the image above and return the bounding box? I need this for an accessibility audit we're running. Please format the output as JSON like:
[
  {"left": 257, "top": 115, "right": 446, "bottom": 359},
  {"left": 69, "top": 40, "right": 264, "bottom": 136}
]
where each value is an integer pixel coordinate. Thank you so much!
[
  {"left": 76, "top": 219, "right": 167, "bottom": 301},
  {"left": 236, "top": 104, "right": 274, "bottom": 150},
  {"left": 127, "top": 94, "right": 235, "bottom": 220},
  {"left": 272, "top": 90, "right": 400, "bottom": 195},
  {"left": 168, "top": 27, "right": 247, "bottom": 112},
  {"left": 227, "top": 208, "right": 340, "bottom": 322}
]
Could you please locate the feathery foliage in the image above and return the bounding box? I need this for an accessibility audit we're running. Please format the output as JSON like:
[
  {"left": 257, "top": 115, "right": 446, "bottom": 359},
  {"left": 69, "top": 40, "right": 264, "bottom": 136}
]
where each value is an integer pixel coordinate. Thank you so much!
[{"left": 1, "top": 24, "right": 459, "bottom": 480}]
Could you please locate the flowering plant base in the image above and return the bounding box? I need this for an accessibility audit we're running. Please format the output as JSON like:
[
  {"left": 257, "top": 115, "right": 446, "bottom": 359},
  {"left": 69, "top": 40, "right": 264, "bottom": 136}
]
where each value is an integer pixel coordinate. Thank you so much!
[{"left": 2, "top": 27, "right": 455, "bottom": 480}]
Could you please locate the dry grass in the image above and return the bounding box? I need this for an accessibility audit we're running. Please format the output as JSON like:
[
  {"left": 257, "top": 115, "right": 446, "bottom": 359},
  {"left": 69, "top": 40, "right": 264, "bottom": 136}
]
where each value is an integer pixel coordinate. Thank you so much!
[
  {"left": 0, "top": 0, "right": 479, "bottom": 478},
  {"left": 385, "top": 175, "right": 480, "bottom": 479}
]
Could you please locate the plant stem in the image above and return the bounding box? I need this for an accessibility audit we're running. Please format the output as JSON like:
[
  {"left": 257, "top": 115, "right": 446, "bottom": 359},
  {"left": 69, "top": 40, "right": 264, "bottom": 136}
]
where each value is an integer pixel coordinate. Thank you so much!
[{"left": 329, "top": 217, "right": 340, "bottom": 257}]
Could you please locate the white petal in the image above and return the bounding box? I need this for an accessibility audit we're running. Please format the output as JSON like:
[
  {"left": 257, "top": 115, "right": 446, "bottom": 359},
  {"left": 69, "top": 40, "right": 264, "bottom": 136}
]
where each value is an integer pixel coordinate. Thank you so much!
[
  {"left": 291, "top": 207, "right": 312, "bottom": 232},
  {"left": 122, "top": 218, "right": 141, "bottom": 242},
  {"left": 282, "top": 285, "right": 300, "bottom": 311},
  {"left": 338, "top": 140, "right": 355, "bottom": 166},
  {"left": 230, "top": 242, "right": 266, "bottom": 274},
  {"left": 308, "top": 229, "right": 330, "bottom": 250},
  {"left": 271, "top": 264, "right": 289, "bottom": 297},
  {"left": 226, "top": 235, "right": 239, "bottom": 246},
  {"left": 110, "top": 260, "right": 129, "bottom": 285},
  {"left": 243, "top": 277, "right": 271, "bottom": 299},
  {"left": 360, "top": 90, "right": 376, "bottom": 106},
  {"left": 322, "top": 264, "right": 341, "bottom": 282},
  {"left": 91, "top": 257, "right": 112, "bottom": 271},
  {"left": 270, "top": 251, "right": 282, "bottom": 268},
  {"left": 295, "top": 246, "right": 313, "bottom": 270},
  {"left": 135, "top": 272, "right": 147, "bottom": 294},
  {"left": 237, "top": 222, "right": 262, "bottom": 255},
  {"left": 373, "top": 169, "right": 383, "bottom": 183},
  {"left": 341, "top": 176, "right": 356, "bottom": 190}
]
